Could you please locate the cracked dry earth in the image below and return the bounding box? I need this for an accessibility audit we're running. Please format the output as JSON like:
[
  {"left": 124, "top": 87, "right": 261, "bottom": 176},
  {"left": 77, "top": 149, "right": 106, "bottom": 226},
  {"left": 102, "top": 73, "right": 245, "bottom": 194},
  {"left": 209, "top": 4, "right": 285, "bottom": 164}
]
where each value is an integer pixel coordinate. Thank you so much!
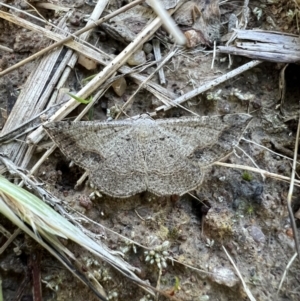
[{"left": 1, "top": 0, "right": 300, "bottom": 301}]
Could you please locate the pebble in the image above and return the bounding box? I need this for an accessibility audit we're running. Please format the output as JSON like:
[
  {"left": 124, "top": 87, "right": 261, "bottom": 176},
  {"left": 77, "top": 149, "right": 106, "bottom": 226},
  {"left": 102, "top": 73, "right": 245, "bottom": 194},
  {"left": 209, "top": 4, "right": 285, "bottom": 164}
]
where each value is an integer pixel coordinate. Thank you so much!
[
  {"left": 286, "top": 228, "right": 294, "bottom": 238},
  {"left": 112, "top": 77, "right": 127, "bottom": 97},
  {"left": 146, "top": 53, "right": 155, "bottom": 61},
  {"left": 248, "top": 225, "right": 266, "bottom": 243},
  {"left": 251, "top": 98, "right": 262, "bottom": 109},
  {"left": 228, "top": 14, "right": 238, "bottom": 32},
  {"left": 69, "top": 15, "right": 81, "bottom": 27},
  {"left": 185, "top": 30, "right": 203, "bottom": 48},
  {"left": 78, "top": 195, "right": 93, "bottom": 210},
  {"left": 211, "top": 267, "right": 239, "bottom": 287},
  {"left": 143, "top": 43, "right": 153, "bottom": 54},
  {"left": 127, "top": 50, "right": 146, "bottom": 66},
  {"left": 218, "top": 102, "right": 231, "bottom": 114}
]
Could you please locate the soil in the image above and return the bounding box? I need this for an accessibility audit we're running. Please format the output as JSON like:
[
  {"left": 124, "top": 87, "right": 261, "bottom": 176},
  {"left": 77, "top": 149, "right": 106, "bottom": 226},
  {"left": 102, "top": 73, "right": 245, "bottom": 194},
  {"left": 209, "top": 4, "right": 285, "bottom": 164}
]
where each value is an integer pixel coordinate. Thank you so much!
[{"left": 1, "top": 0, "right": 300, "bottom": 301}]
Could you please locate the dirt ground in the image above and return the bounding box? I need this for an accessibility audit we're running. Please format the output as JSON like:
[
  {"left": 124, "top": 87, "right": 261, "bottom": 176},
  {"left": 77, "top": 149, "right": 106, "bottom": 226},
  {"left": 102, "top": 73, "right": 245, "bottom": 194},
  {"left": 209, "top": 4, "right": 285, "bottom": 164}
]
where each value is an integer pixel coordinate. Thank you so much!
[{"left": 1, "top": 0, "right": 300, "bottom": 300}]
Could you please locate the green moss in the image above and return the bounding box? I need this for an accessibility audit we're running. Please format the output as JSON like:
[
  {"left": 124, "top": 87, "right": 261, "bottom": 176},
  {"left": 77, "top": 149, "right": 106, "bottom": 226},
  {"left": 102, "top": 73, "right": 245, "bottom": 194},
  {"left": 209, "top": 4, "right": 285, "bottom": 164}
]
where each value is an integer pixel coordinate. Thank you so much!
[
  {"left": 168, "top": 227, "right": 180, "bottom": 240},
  {"left": 242, "top": 171, "right": 253, "bottom": 181},
  {"left": 244, "top": 203, "right": 255, "bottom": 216}
]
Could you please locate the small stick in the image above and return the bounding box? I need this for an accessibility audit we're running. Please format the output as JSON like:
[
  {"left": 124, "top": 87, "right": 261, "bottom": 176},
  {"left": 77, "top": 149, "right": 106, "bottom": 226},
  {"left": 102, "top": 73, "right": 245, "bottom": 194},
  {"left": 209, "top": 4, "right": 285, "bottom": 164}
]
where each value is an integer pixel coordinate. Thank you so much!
[
  {"left": 29, "top": 253, "right": 43, "bottom": 301},
  {"left": 286, "top": 111, "right": 300, "bottom": 262},
  {"left": 214, "top": 162, "right": 300, "bottom": 186},
  {"left": 242, "top": 138, "right": 300, "bottom": 164},
  {"left": 147, "top": 0, "right": 186, "bottom": 45},
  {"left": 240, "top": 0, "right": 250, "bottom": 29},
  {"left": 234, "top": 146, "right": 265, "bottom": 180},
  {"left": 222, "top": 246, "right": 256, "bottom": 301},
  {"left": 0, "top": 0, "right": 144, "bottom": 76},
  {"left": 277, "top": 252, "right": 297, "bottom": 293},
  {"left": 156, "top": 60, "right": 262, "bottom": 111},
  {"left": 153, "top": 39, "right": 166, "bottom": 85},
  {"left": 0, "top": 44, "right": 13, "bottom": 52},
  {"left": 211, "top": 40, "right": 216, "bottom": 69},
  {"left": 0, "top": 228, "right": 21, "bottom": 255}
]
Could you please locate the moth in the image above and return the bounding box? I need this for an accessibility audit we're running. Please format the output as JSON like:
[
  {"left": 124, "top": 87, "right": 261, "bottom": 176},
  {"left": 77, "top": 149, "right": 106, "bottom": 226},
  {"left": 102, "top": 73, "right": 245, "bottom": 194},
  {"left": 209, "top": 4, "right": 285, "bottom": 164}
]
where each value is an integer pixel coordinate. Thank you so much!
[{"left": 43, "top": 114, "right": 251, "bottom": 198}]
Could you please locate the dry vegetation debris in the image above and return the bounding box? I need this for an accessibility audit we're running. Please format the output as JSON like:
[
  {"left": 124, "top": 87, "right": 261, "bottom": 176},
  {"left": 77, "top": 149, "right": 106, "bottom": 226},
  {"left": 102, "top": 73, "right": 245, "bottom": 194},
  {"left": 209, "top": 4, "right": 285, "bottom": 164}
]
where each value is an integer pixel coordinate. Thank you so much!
[{"left": 0, "top": 0, "right": 300, "bottom": 300}]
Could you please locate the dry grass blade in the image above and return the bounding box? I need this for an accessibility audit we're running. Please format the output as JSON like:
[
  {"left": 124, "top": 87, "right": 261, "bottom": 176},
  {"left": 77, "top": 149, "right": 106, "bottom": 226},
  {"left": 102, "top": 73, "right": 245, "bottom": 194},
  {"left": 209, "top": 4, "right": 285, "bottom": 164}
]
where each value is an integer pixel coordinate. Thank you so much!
[
  {"left": 0, "top": 176, "right": 135, "bottom": 268},
  {"left": 0, "top": 156, "right": 186, "bottom": 300},
  {"left": 222, "top": 246, "right": 256, "bottom": 301},
  {"left": 0, "top": 228, "right": 21, "bottom": 255},
  {"left": 277, "top": 252, "right": 297, "bottom": 293},
  {"left": 286, "top": 113, "right": 300, "bottom": 262},
  {"left": 0, "top": 175, "right": 157, "bottom": 297},
  {"left": 214, "top": 162, "right": 300, "bottom": 186},
  {"left": 0, "top": 187, "right": 108, "bottom": 300}
]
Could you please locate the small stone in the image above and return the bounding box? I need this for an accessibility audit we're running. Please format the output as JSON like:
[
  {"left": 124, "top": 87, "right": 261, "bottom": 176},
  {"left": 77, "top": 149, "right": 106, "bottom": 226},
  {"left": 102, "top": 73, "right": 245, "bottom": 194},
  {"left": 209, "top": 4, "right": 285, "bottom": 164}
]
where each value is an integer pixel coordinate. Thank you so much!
[
  {"left": 0, "top": 57, "right": 8, "bottom": 71},
  {"left": 211, "top": 267, "right": 239, "bottom": 287},
  {"left": 251, "top": 98, "right": 262, "bottom": 109},
  {"left": 146, "top": 53, "right": 155, "bottom": 61},
  {"left": 286, "top": 228, "right": 294, "bottom": 238},
  {"left": 127, "top": 50, "right": 146, "bottom": 66},
  {"left": 218, "top": 102, "right": 231, "bottom": 114},
  {"left": 228, "top": 14, "right": 238, "bottom": 32},
  {"left": 248, "top": 225, "right": 265, "bottom": 243},
  {"left": 143, "top": 43, "right": 153, "bottom": 54},
  {"left": 112, "top": 77, "right": 127, "bottom": 97},
  {"left": 185, "top": 30, "right": 205, "bottom": 48},
  {"left": 69, "top": 16, "right": 81, "bottom": 27}
]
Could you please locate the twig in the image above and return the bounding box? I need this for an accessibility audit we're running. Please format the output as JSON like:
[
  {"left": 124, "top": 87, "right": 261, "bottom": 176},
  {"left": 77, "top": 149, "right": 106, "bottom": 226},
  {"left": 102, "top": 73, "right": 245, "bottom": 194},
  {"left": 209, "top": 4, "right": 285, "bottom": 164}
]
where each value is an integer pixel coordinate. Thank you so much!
[
  {"left": 240, "top": 0, "right": 250, "bottom": 29},
  {"left": 242, "top": 138, "right": 300, "bottom": 165},
  {"left": 0, "top": 44, "right": 13, "bottom": 52},
  {"left": 277, "top": 252, "right": 297, "bottom": 293},
  {"left": 0, "top": 228, "right": 21, "bottom": 255},
  {"left": 0, "top": 102, "right": 66, "bottom": 143},
  {"left": 29, "top": 252, "right": 43, "bottom": 301},
  {"left": 286, "top": 111, "right": 300, "bottom": 262},
  {"left": 222, "top": 245, "right": 256, "bottom": 301},
  {"left": 153, "top": 39, "right": 166, "bottom": 85},
  {"left": 34, "top": 2, "right": 71, "bottom": 11},
  {"left": 211, "top": 40, "right": 216, "bottom": 69},
  {"left": 156, "top": 267, "right": 162, "bottom": 301},
  {"left": 146, "top": 0, "right": 186, "bottom": 45},
  {"left": 235, "top": 145, "right": 265, "bottom": 180},
  {"left": 156, "top": 60, "right": 262, "bottom": 111},
  {"left": 214, "top": 162, "right": 300, "bottom": 186}
]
